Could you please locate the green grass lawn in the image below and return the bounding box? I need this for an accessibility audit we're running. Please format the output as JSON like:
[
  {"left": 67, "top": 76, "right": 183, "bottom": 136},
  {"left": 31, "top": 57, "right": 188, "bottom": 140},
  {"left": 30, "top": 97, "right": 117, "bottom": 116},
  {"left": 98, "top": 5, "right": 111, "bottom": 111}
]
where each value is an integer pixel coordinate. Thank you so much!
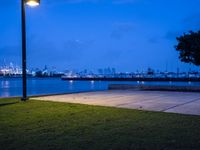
[{"left": 0, "top": 98, "right": 200, "bottom": 150}]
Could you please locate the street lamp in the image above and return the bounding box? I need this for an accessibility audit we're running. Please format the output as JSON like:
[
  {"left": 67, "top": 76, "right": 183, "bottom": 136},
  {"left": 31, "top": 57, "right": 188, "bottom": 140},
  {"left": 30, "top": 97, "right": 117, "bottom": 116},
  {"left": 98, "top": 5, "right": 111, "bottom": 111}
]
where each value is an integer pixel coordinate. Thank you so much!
[
  {"left": 26, "top": 0, "right": 40, "bottom": 7},
  {"left": 21, "top": 0, "right": 40, "bottom": 101}
]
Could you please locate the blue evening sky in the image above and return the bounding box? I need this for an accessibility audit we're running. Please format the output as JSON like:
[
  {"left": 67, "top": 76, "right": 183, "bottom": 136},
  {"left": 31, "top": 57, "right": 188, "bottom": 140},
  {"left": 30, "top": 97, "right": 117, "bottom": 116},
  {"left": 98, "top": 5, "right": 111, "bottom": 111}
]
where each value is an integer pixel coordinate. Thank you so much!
[{"left": 0, "top": 0, "right": 200, "bottom": 72}]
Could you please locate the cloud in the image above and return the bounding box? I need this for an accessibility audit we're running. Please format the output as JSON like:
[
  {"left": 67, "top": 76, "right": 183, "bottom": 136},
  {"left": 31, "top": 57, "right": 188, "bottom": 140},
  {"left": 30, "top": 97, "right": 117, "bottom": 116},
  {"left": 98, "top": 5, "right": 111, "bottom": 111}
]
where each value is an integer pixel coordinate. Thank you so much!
[
  {"left": 182, "top": 14, "right": 200, "bottom": 30},
  {"left": 112, "top": 0, "right": 138, "bottom": 4},
  {"left": 164, "top": 31, "right": 182, "bottom": 40},
  {"left": 64, "top": 39, "right": 93, "bottom": 51},
  {"left": 55, "top": 0, "right": 99, "bottom": 3},
  {"left": 164, "top": 13, "right": 200, "bottom": 41},
  {"left": 148, "top": 37, "right": 159, "bottom": 44},
  {"left": 110, "top": 22, "right": 135, "bottom": 40},
  {"left": 46, "top": 0, "right": 139, "bottom": 4},
  {"left": 0, "top": 45, "right": 20, "bottom": 56},
  {"left": 0, "top": 45, "right": 21, "bottom": 65}
]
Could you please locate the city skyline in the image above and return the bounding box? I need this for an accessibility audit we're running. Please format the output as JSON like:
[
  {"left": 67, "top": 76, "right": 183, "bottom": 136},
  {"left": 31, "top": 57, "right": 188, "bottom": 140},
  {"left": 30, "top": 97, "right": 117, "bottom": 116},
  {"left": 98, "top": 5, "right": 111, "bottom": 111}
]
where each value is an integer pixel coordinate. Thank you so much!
[
  {"left": 1, "top": 0, "right": 200, "bottom": 71},
  {"left": 0, "top": 61, "right": 199, "bottom": 75}
]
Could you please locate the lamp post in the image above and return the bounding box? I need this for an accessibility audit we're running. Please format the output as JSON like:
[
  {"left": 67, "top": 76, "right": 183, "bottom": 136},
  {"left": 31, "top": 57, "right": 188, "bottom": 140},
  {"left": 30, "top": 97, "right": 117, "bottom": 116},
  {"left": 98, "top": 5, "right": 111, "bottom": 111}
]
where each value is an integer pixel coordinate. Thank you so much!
[{"left": 21, "top": 0, "right": 40, "bottom": 101}]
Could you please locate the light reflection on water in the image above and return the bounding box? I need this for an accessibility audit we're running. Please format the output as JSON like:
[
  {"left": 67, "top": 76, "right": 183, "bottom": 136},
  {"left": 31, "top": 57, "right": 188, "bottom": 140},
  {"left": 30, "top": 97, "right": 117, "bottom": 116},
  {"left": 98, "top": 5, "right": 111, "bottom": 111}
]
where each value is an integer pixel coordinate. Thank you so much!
[
  {"left": 1, "top": 80, "right": 10, "bottom": 88},
  {"left": 68, "top": 80, "right": 74, "bottom": 90},
  {"left": 1, "top": 77, "right": 200, "bottom": 97}
]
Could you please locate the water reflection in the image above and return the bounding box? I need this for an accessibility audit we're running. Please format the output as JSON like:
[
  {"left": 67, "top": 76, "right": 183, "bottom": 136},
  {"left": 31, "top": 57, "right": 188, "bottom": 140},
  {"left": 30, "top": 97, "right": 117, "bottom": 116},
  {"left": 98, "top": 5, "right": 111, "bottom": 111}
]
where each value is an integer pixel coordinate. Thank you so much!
[
  {"left": 1, "top": 78, "right": 200, "bottom": 97},
  {"left": 69, "top": 80, "right": 74, "bottom": 90},
  {"left": 90, "top": 80, "right": 95, "bottom": 89},
  {"left": 2, "top": 89, "right": 10, "bottom": 97},
  {"left": 1, "top": 80, "right": 10, "bottom": 88}
]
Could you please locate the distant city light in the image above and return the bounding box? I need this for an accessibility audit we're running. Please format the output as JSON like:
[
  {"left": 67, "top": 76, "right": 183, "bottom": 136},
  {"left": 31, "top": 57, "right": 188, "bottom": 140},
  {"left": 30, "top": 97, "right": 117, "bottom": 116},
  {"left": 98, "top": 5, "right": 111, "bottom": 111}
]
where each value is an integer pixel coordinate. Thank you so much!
[
  {"left": 1, "top": 63, "right": 200, "bottom": 79},
  {"left": 26, "top": 0, "right": 40, "bottom": 7}
]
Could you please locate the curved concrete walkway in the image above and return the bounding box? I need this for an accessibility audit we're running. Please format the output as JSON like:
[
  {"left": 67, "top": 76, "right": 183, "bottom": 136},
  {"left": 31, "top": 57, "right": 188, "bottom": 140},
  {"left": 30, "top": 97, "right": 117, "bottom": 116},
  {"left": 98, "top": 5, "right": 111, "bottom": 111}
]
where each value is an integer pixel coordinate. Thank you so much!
[{"left": 33, "top": 90, "right": 200, "bottom": 116}]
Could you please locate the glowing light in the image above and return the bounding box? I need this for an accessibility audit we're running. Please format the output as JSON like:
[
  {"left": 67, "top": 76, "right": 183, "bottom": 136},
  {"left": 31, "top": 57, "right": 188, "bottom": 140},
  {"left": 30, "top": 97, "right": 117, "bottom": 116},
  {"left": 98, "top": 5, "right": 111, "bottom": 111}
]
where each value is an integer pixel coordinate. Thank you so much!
[{"left": 26, "top": 0, "right": 40, "bottom": 7}]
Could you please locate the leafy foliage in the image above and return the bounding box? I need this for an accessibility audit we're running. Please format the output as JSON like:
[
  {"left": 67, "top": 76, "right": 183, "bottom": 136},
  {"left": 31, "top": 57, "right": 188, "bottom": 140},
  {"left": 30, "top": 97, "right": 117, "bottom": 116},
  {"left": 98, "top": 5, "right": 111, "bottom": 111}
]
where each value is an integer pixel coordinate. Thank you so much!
[{"left": 175, "top": 30, "right": 200, "bottom": 66}]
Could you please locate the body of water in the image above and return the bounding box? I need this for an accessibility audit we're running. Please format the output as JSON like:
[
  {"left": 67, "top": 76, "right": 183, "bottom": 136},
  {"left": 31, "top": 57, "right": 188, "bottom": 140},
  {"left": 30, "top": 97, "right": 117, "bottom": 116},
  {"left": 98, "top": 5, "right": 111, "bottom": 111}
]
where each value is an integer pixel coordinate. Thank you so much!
[{"left": 1, "top": 77, "right": 200, "bottom": 97}]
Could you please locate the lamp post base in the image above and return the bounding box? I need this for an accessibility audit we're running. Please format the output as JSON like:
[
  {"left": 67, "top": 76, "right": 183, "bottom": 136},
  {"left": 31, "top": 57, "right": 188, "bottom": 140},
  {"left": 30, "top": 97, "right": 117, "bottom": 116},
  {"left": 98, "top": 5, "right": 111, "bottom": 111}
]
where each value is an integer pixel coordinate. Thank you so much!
[{"left": 21, "top": 97, "right": 29, "bottom": 101}]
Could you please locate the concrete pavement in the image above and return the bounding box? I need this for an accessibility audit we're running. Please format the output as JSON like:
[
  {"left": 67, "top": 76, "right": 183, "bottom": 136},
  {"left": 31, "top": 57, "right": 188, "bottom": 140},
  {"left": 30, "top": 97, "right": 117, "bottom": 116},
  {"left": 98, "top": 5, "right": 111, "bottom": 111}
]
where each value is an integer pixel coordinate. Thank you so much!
[{"left": 33, "top": 90, "right": 200, "bottom": 116}]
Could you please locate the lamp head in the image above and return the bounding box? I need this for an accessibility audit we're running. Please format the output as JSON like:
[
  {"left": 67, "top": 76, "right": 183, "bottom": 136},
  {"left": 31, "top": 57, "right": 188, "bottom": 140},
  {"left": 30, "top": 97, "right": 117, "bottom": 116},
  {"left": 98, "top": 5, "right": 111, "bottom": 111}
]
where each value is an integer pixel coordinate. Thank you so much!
[{"left": 25, "top": 0, "right": 40, "bottom": 7}]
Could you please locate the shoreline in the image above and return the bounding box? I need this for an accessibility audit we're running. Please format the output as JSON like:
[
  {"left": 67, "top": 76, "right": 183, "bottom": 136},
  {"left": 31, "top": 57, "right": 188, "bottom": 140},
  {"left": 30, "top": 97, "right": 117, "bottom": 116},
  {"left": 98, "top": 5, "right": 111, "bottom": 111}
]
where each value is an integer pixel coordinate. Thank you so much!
[
  {"left": 1, "top": 76, "right": 200, "bottom": 82},
  {"left": 61, "top": 77, "right": 200, "bottom": 82}
]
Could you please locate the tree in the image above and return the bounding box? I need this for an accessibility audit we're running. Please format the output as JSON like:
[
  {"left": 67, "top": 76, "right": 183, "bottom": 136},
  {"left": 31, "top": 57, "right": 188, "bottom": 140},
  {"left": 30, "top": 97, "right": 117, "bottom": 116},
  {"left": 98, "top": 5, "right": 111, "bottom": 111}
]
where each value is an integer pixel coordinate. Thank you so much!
[{"left": 175, "top": 30, "right": 200, "bottom": 66}]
